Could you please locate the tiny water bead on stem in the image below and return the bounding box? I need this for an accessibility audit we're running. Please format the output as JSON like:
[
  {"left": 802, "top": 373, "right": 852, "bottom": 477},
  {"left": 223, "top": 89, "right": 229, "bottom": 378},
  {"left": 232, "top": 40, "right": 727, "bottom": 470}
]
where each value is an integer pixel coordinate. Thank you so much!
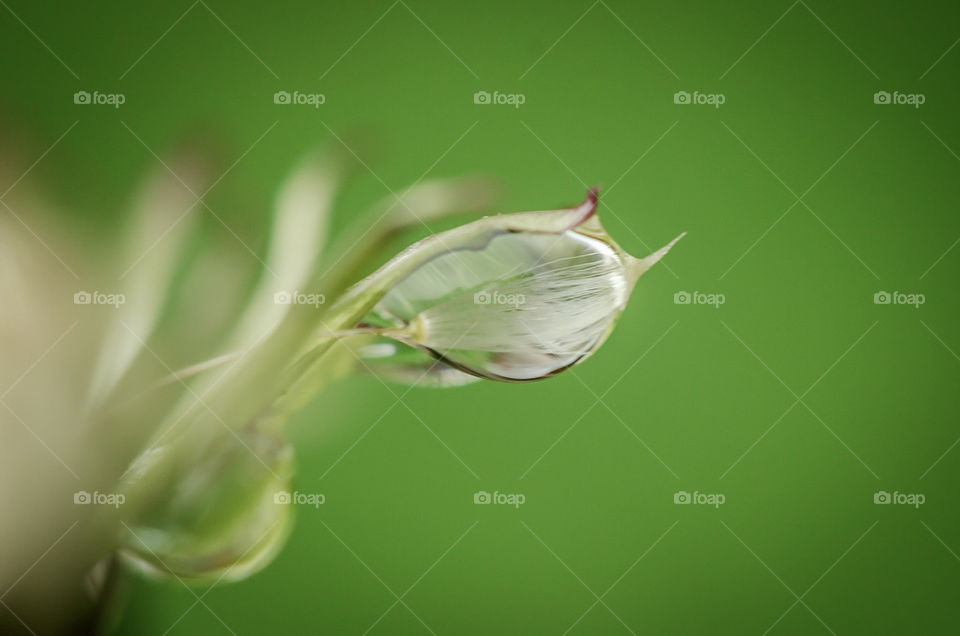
[{"left": 322, "top": 188, "right": 685, "bottom": 382}]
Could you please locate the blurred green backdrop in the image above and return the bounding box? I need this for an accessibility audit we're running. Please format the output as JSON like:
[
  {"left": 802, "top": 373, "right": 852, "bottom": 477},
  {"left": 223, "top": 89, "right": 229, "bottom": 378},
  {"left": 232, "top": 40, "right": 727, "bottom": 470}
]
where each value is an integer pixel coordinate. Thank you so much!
[{"left": 3, "top": 0, "right": 960, "bottom": 633}]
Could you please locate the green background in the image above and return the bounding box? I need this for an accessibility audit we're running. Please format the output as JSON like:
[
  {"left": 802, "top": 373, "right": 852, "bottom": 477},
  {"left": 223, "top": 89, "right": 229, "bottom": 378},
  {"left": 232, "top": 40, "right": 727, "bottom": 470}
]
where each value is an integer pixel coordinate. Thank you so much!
[{"left": 3, "top": 0, "right": 960, "bottom": 633}]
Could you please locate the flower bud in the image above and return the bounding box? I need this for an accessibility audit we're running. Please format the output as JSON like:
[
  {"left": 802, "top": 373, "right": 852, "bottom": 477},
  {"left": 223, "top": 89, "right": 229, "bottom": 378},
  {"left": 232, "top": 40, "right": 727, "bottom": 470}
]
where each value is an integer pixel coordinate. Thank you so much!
[{"left": 350, "top": 188, "right": 683, "bottom": 381}]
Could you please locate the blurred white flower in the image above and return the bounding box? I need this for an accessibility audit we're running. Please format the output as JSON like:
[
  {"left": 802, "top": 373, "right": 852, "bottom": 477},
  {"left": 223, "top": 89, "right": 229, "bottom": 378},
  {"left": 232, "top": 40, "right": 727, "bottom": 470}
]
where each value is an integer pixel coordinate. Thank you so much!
[{"left": 0, "top": 132, "right": 681, "bottom": 631}]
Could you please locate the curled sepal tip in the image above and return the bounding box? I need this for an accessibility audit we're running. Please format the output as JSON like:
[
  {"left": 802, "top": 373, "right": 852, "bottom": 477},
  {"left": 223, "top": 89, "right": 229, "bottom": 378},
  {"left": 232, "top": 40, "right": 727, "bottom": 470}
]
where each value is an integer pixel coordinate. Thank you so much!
[{"left": 627, "top": 231, "right": 686, "bottom": 283}]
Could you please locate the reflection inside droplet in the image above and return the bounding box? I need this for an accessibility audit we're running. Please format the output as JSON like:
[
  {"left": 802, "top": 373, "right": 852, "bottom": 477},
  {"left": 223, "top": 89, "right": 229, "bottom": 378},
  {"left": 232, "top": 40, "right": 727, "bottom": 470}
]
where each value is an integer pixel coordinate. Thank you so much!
[{"left": 363, "top": 227, "right": 631, "bottom": 381}]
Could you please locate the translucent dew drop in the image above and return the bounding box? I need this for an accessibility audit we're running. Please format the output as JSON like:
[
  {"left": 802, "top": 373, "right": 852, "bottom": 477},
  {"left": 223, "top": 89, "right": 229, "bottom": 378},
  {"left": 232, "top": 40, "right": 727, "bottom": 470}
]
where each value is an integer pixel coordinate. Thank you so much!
[{"left": 365, "top": 226, "right": 633, "bottom": 381}]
